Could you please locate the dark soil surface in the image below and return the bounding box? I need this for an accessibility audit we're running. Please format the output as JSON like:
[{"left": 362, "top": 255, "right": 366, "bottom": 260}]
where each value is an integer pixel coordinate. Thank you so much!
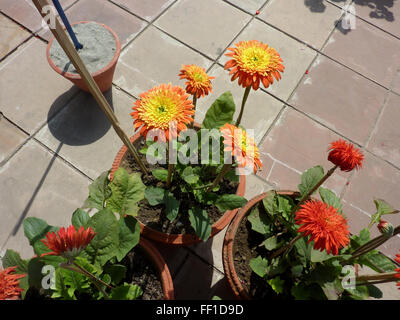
[
  {"left": 233, "top": 202, "right": 289, "bottom": 300},
  {"left": 123, "top": 245, "right": 163, "bottom": 300},
  {"left": 121, "top": 137, "right": 238, "bottom": 236}
]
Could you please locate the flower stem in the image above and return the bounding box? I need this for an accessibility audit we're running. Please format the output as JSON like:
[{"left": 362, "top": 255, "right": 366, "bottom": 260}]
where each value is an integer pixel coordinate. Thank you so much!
[
  {"left": 166, "top": 163, "right": 175, "bottom": 189},
  {"left": 207, "top": 164, "right": 231, "bottom": 192},
  {"left": 270, "top": 234, "right": 302, "bottom": 260},
  {"left": 235, "top": 86, "right": 251, "bottom": 127},
  {"left": 292, "top": 165, "right": 338, "bottom": 214}
]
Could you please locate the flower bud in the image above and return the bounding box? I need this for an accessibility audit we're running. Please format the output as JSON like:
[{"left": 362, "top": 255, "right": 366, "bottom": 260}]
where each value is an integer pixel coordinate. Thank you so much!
[{"left": 377, "top": 220, "right": 394, "bottom": 237}]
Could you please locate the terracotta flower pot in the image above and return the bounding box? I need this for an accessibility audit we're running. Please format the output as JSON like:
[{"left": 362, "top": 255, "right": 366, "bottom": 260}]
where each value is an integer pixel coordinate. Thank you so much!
[
  {"left": 46, "top": 21, "right": 121, "bottom": 93},
  {"left": 222, "top": 191, "right": 297, "bottom": 300},
  {"left": 110, "top": 129, "right": 246, "bottom": 246},
  {"left": 139, "top": 237, "right": 174, "bottom": 300}
]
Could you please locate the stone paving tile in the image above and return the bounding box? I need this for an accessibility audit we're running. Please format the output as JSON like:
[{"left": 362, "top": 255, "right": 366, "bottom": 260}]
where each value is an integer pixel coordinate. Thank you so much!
[
  {"left": 323, "top": 16, "right": 400, "bottom": 88},
  {"left": 0, "top": 38, "right": 79, "bottom": 134},
  {"left": 0, "top": 0, "right": 76, "bottom": 33},
  {"left": 342, "top": 201, "right": 400, "bottom": 260},
  {"left": 110, "top": 0, "right": 175, "bottom": 22},
  {"left": 368, "top": 93, "right": 400, "bottom": 168},
  {"left": 39, "top": 0, "right": 147, "bottom": 46},
  {"left": 219, "top": 19, "right": 317, "bottom": 101},
  {"left": 155, "top": 0, "right": 251, "bottom": 59},
  {"left": 258, "top": 0, "right": 342, "bottom": 50},
  {"left": 113, "top": 25, "right": 213, "bottom": 98},
  {"left": 193, "top": 64, "right": 284, "bottom": 144},
  {"left": 0, "top": 13, "right": 30, "bottom": 60},
  {"left": 0, "top": 116, "right": 27, "bottom": 164},
  {"left": 0, "top": 139, "right": 90, "bottom": 259},
  {"left": 393, "top": 71, "right": 400, "bottom": 94},
  {"left": 172, "top": 250, "right": 228, "bottom": 299},
  {"left": 35, "top": 87, "right": 135, "bottom": 180},
  {"left": 353, "top": 0, "right": 400, "bottom": 38},
  {"left": 257, "top": 108, "right": 351, "bottom": 196},
  {"left": 289, "top": 55, "right": 387, "bottom": 146},
  {"left": 342, "top": 152, "right": 400, "bottom": 258},
  {"left": 225, "top": 0, "right": 266, "bottom": 14}
]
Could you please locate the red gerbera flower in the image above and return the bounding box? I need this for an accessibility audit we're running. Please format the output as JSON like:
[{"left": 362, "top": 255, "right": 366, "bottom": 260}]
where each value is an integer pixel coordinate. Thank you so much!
[
  {"left": 295, "top": 200, "right": 350, "bottom": 255},
  {"left": 0, "top": 267, "right": 26, "bottom": 300},
  {"left": 328, "top": 140, "right": 364, "bottom": 172},
  {"left": 395, "top": 252, "right": 400, "bottom": 290},
  {"left": 41, "top": 225, "right": 96, "bottom": 262}
]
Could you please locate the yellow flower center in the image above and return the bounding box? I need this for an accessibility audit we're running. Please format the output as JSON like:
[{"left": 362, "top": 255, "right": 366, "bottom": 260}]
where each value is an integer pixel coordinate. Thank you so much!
[
  {"left": 140, "top": 92, "right": 180, "bottom": 129},
  {"left": 239, "top": 46, "right": 272, "bottom": 72}
]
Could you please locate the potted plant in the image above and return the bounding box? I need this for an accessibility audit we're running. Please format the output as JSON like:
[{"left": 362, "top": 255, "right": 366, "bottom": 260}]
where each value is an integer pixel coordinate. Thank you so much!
[
  {"left": 222, "top": 140, "right": 400, "bottom": 299},
  {"left": 110, "top": 40, "right": 285, "bottom": 246},
  {"left": 0, "top": 169, "right": 174, "bottom": 300},
  {"left": 46, "top": 21, "right": 121, "bottom": 92}
]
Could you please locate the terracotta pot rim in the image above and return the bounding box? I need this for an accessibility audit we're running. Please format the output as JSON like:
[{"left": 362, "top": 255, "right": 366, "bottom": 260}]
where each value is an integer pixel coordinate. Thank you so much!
[
  {"left": 46, "top": 21, "right": 121, "bottom": 80},
  {"left": 139, "top": 237, "right": 174, "bottom": 300},
  {"left": 222, "top": 190, "right": 299, "bottom": 300},
  {"left": 110, "top": 126, "right": 247, "bottom": 246}
]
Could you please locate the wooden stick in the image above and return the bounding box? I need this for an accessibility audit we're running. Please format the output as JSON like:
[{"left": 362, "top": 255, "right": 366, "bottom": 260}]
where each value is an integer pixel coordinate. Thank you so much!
[{"left": 32, "top": 0, "right": 149, "bottom": 175}]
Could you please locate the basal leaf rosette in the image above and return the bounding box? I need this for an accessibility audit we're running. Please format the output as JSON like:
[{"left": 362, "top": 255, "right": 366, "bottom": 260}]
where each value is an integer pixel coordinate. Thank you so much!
[
  {"left": 224, "top": 40, "right": 284, "bottom": 90},
  {"left": 0, "top": 267, "right": 26, "bottom": 300},
  {"left": 295, "top": 200, "right": 350, "bottom": 256},
  {"left": 131, "top": 83, "right": 195, "bottom": 141},
  {"left": 220, "top": 123, "right": 262, "bottom": 174},
  {"left": 179, "top": 64, "right": 215, "bottom": 98},
  {"left": 41, "top": 225, "right": 96, "bottom": 262}
]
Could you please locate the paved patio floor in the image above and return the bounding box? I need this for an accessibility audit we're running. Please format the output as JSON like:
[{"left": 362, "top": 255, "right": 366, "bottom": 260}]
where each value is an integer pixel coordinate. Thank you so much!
[{"left": 1, "top": 0, "right": 400, "bottom": 299}]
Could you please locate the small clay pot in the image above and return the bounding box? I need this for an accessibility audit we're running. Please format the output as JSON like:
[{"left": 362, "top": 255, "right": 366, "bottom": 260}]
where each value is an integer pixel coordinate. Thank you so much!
[
  {"left": 222, "top": 191, "right": 298, "bottom": 300},
  {"left": 110, "top": 128, "right": 246, "bottom": 246},
  {"left": 139, "top": 237, "right": 174, "bottom": 300},
  {"left": 46, "top": 21, "right": 121, "bottom": 93}
]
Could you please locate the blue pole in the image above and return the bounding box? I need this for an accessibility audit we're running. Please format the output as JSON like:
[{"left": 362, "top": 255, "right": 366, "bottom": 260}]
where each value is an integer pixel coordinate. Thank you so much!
[{"left": 51, "top": 0, "right": 83, "bottom": 50}]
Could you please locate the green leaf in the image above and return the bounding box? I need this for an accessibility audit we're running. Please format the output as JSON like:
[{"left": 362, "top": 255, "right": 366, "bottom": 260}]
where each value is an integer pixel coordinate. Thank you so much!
[
  {"left": 215, "top": 194, "right": 247, "bottom": 212},
  {"left": 83, "top": 171, "right": 111, "bottom": 210},
  {"left": 369, "top": 199, "right": 399, "bottom": 228},
  {"left": 367, "top": 285, "right": 383, "bottom": 299},
  {"left": 267, "top": 276, "right": 285, "bottom": 294},
  {"left": 212, "top": 296, "right": 222, "bottom": 300},
  {"left": 115, "top": 216, "right": 141, "bottom": 262},
  {"left": 321, "top": 279, "right": 343, "bottom": 300},
  {"left": 2, "top": 250, "right": 29, "bottom": 274},
  {"left": 345, "top": 285, "right": 369, "bottom": 300},
  {"left": 71, "top": 208, "right": 90, "bottom": 229},
  {"left": 106, "top": 168, "right": 145, "bottom": 216},
  {"left": 291, "top": 265, "right": 303, "bottom": 278},
  {"left": 247, "top": 205, "right": 271, "bottom": 235},
  {"left": 202, "top": 91, "right": 236, "bottom": 129},
  {"left": 262, "top": 191, "right": 278, "bottom": 215},
  {"left": 144, "top": 187, "right": 165, "bottom": 206},
  {"left": 152, "top": 169, "right": 168, "bottom": 182},
  {"left": 263, "top": 236, "right": 279, "bottom": 250},
  {"left": 103, "top": 264, "right": 126, "bottom": 286},
  {"left": 181, "top": 166, "right": 200, "bottom": 185},
  {"left": 110, "top": 283, "right": 143, "bottom": 300},
  {"left": 291, "top": 283, "right": 312, "bottom": 300},
  {"left": 249, "top": 256, "right": 268, "bottom": 278},
  {"left": 164, "top": 193, "right": 180, "bottom": 221},
  {"left": 225, "top": 169, "right": 240, "bottom": 182},
  {"left": 82, "top": 208, "right": 119, "bottom": 267},
  {"left": 358, "top": 250, "right": 397, "bottom": 273},
  {"left": 294, "top": 237, "right": 311, "bottom": 267},
  {"left": 298, "top": 166, "right": 324, "bottom": 198},
  {"left": 188, "top": 208, "right": 212, "bottom": 241},
  {"left": 277, "top": 195, "right": 294, "bottom": 220},
  {"left": 52, "top": 268, "right": 75, "bottom": 300},
  {"left": 319, "top": 188, "right": 343, "bottom": 213},
  {"left": 23, "top": 217, "right": 59, "bottom": 256},
  {"left": 350, "top": 228, "right": 370, "bottom": 249},
  {"left": 311, "top": 247, "right": 333, "bottom": 263}
]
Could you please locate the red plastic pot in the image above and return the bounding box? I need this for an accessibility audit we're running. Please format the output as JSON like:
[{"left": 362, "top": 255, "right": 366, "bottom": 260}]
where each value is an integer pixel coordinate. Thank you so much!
[
  {"left": 222, "top": 191, "right": 297, "bottom": 300},
  {"left": 46, "top": 21, "right": 121, "bottom": 93},
  {"left": 110, "top": 129, "right": 246, "bottom": 246},
  {"left": 139, "top": 237, "right": 174, "bottom": 300}
]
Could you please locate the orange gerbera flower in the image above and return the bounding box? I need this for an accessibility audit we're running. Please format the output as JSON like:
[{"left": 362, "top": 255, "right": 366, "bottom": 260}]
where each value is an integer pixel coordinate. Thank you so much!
[
  {"left": 295, "top": 200, "right": 350, "bottom": 256},
  {"left": 41, "top": 225, "right": 96, "bottom": 262},
  {"left": 224, "top": 40, "right": 284, "bottom": 90},
  {"left": 179, "top": 64, "right": 215, "bottom": 98},
  {"left": 131, "top": 83, "right": 195, "bottom": 141},
  {"left": 0, "top": 267, "right": 26, "bottom": 300},
  {"left": 220, "top": 123, "right": 262, "bottom": 173},
  {"left": 328, "top": 140, "right": 364, "bottom": 172}
]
